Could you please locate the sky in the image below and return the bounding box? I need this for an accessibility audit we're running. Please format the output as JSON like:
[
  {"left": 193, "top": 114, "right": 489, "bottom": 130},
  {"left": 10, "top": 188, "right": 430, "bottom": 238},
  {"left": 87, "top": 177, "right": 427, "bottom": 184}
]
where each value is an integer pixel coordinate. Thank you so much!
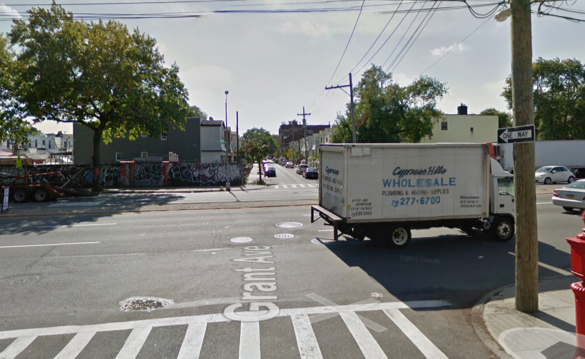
[{"left": 1, "top": 0, "right": 585, "bottom": 136}]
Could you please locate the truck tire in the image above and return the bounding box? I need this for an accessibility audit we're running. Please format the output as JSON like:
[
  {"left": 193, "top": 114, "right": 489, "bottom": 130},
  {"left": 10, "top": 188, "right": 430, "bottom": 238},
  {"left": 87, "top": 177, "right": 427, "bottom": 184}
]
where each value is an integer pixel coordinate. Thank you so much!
[
  {"left": 12, "top": 189, "right": 29, "bottom": 203},
  {"left": 389, "top": 227, "right": 412, "bottom": 249},
  {"left": 33, "top": 188, "right": 49, "bottom": 202},
  {"left": 544, "top": 177, "right": 552, "bottom": 184},
  {"left": 491, "top": 216, "right": 515, "bottom": 242}
]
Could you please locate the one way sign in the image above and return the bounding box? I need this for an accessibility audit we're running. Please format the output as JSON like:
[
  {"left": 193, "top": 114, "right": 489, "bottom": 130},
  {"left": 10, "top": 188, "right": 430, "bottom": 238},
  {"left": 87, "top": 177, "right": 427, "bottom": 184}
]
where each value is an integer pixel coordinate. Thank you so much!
[{"left": 497, "top": 124, "right": 536, "bottom": 143}]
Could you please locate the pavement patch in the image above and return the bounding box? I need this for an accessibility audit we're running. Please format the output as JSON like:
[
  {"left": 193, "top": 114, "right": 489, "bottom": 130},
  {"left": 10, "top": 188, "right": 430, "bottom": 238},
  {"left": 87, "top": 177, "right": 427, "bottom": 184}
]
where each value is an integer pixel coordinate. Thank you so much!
[
  {"left": 119, "top": 297, "right": 174, "bottom": 312},
  {"left": 0, "top": 275, "right": 40, "bottom": 289}
]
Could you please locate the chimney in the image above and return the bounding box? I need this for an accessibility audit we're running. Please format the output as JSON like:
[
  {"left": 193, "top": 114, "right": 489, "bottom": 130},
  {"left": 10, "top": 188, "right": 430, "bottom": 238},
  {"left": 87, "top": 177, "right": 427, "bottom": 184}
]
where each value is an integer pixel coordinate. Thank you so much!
[{"left": 457, "top": 103, "right": 468, "bottom": 115}]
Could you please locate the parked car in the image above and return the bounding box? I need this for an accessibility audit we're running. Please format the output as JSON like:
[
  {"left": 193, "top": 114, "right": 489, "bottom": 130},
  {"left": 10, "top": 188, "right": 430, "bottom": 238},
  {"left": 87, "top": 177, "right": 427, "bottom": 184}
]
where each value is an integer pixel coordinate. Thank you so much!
[
  {"left": 535, "top": 166, "right": 575, "bottom": 184},
  {"left": 552, "top": 179, "right": 585, "bottom": 212},
  {"left": 304, "top": 167, "right": 318, "bottom": 179},
  {"left": 264, "top": 165, "right": 276, "bottom": 177},
  {"left": 296, "top": 164, "right": 308, "bottom": 174},
  {"left": 285, "top": 161, "right": 294, "bottom": 168}
]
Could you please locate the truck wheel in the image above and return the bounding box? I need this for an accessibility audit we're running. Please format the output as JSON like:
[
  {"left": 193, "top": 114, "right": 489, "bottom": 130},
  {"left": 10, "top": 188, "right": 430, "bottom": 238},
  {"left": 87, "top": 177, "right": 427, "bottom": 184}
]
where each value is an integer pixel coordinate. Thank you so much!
[
  {"left": 389, "top": 227, "right": 412, "bottom": 249},
  {"left": 563, "top": 207, "right": 574, "bottom": 212},
  {"left": 12, "top": 189, "right": 29, "bottom": 203},
  {"left": 544, "top": 177, "right": 552, "bottom": 184},
  {"left": 492, "top": 216, "right": 515, "bottom": 242},
  {"left": 33, "top": 188, "right": 49, "bottom": 202}
]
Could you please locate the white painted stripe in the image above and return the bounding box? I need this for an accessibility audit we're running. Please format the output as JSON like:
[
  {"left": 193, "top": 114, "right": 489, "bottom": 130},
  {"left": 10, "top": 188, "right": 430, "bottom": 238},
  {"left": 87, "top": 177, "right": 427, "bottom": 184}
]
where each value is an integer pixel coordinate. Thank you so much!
[
  {"left": 274, "top": 186, "right": 280, "bottom": 189},
  {"left": 176, "top": 322, "right": 207, "bottom": 359},
  {"left": 291, "top": 314, "right": 323, "bottom": 359},
  {"left": 536, "top": 202, "right": 552, "bottom": 205},
  {"left": 340, "top": 312, "right": 387, "bottom": 359},
  {"left": 239, "top": 321, "right": 260, "bottom": 359},
  {"left": 384, "top": 309, "right": 448, "bottom": 359},
  {"left": 115, "top": 326, "right": 152, "bottom": 359},
  {"left": 282, "top": 185, "right": 288, "bottom": 189},
  {"left": 291, "top": 185, "right": 298, "bottom": 188},
  {"left": 54, "top": 331, "right": 96, "bottom": 359},
  {"left": 0, "top": 335, "right": 36, "bottom": 359},
  {"left": 0, "top": 242, "right": 100, "bottom": 249},
  {"left": 299, "top": 184, "right": 306, "bottom": 188},
  {"left": 0, "top": 301, "right": 451, "bottom": 340},
  {"left": 36, "top": 223, "right": 116, "bottom": 228},
  {"left": 318, "top": 229, "right": 333, "bottom": 232},
  {"left": 507, "top": 252, "right": 572, "bottom": 276}
]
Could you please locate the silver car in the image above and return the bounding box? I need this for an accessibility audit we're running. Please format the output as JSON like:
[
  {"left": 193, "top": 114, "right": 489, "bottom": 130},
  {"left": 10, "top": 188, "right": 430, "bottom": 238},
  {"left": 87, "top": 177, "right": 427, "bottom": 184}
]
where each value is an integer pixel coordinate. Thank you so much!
[
  {"left": 552, "top": 179, "right": 585, "bottom": 212},
  {"left": 535, "top": 165, "right": 576, "bottom": 184}
]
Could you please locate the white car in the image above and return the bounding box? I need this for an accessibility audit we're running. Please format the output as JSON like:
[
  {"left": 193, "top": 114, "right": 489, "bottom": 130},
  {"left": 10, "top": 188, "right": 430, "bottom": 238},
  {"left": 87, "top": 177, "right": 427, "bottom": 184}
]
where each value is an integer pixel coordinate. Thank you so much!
[
  {"left": 552, "top": 179, "right": 585, "bottom": 212},
  {"left": 285, "top": 161, "right": 293, "bottom": 168},
  {"left": 535, "top": 166, "right": 575, "bottom": 184}
]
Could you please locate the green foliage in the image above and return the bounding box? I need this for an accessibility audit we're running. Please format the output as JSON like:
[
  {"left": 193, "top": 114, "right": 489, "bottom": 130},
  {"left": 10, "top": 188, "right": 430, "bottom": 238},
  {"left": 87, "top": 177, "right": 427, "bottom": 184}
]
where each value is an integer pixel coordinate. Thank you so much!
[
  {"left": 480, "top": 108, "right": 513, "bottom": 128},
  {"left": 331, "top": 65, "right": 447, "bottom": 143},
  {"left": 502, "top": 57, "right": 585, "bottom": 140},
  {"left": 242, "top": 127, "right": 277, "bottom": 181},
  {"left": 188, "top": 105, "right": 208, "bottom": 120},
  {"left": 8, "top": 4, "right": 191, "bottom": 188}
]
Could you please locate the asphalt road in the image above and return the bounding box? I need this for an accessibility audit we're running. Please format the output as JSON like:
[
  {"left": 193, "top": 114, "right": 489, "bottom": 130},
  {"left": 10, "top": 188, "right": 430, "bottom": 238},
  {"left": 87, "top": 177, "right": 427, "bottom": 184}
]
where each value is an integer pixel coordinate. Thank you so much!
[{"left": 0, "top": 179, "right": 579, "bottom": 359}]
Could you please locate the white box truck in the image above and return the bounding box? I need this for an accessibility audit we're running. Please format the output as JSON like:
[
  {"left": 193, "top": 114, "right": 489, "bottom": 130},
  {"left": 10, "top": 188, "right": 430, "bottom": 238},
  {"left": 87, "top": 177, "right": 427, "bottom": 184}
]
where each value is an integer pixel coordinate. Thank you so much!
[{"left": 311, "top": 143, "right": 515, "bottom": 248}]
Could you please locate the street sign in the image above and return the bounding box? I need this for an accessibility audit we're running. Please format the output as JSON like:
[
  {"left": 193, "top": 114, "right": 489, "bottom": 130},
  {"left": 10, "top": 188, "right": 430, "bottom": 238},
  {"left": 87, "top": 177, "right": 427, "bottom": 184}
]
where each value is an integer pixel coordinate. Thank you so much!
[
  {"left": 1, "top": 186, "right": 9, "bottom": 213},
  {"left": 216, "top": 141, "right": 226, "bottom": 144},
  {"left": 497, "top": 124, "right": 535, "bottom": 144}
]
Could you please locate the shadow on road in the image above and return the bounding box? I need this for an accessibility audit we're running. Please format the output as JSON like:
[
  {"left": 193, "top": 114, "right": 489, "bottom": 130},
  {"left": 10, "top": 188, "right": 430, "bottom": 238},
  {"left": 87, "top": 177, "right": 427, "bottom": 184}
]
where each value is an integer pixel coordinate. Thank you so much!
[{"left": 0, "top": 193, "right": 184, "bottom": 235}]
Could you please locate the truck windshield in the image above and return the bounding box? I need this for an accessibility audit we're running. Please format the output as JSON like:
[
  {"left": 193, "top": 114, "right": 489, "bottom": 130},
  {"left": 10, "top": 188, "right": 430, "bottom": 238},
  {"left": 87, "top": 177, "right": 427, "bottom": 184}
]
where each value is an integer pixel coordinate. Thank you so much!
[{"left": 498, "top": 177, "right": 514, "bottom": 196}]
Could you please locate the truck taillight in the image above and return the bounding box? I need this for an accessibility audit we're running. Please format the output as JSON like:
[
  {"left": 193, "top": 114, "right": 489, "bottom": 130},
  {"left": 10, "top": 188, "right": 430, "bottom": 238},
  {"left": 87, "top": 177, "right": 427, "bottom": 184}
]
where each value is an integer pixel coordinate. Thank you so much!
[{"left": 553, "top": 190, "right": 558, "bottom": 197}]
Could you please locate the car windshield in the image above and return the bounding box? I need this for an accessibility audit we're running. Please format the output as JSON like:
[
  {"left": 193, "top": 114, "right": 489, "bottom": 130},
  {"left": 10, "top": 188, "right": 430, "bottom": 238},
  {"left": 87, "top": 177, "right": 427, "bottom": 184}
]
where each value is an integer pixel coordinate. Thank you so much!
[
  {"left": 566, "top": 181, "right": 585, "bottom": 189},
  {"left": 308, "top": 168, "right": 317, "bottom": 172},
  {"left": 498, "top": 177, "right": 514, "bottom": 196},
  {"left": 536, "top": 167, "right": 552, "bottom": 173}
]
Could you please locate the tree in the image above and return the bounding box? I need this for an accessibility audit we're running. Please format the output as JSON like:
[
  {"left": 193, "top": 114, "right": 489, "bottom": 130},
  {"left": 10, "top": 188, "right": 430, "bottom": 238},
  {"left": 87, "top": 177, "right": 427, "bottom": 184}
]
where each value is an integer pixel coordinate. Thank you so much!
[
  {"left": 480, "top": 108, "right": 513, "bottom": 128},
  {"left": 9, "top": 4, "right": 191, "bottom": 189},
  {"left": 0, "top": 34, "right": 39, "bottom": 154},
  {"left": 331, "top": 65, "right": 447, "bottom": 143},
  {"left": 241, "top": 128, "right": 277, "bottom": 182},
  {"left": 188, "top": 105, "right": 207, "bottom": 120},
  {"left": 502, "top": 57, "right": 585, "bottom": 140}
]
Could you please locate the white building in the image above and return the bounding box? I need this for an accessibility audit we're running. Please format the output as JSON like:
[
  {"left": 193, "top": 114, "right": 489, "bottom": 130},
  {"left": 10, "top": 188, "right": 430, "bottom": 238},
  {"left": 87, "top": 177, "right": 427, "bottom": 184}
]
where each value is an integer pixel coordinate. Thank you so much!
[
  {"left": 420, "top": 105, "right": 498, "bottom": 144},
  {"left": 200, "top": 119, "right": 227, "bottom": 163}
]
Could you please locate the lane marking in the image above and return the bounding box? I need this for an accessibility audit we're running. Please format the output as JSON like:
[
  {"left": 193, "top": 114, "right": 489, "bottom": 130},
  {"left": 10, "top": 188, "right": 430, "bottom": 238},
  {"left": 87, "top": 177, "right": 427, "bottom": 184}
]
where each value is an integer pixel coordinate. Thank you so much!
[
  {"left": 0, "top": 335, "right": 36, "bottom": 359},
  {"left": 239, "top": 321, "right": 260, "bottom": 359},
  {"left": 384, "top": 309, "right": 448, "bottom": 359},
  {"left": 299, "top": 184, "right": 306, "bottom": 188},
  {"left": 54, "top": 331, "right": 96, "bottom": 359},
  {"left": 291, "top": 314, "right": 323, "bottom": 359},
  {"left": 0, "top": 242, "right": 100, "bottom": 249},
  {"left": 177, "top": 322, "right": 207, "bottom": 359},
  {"left": 116, "top": 326, "right": 153, "bottom": 359},
  {"left": 507, "top": 252, "right": 572, "bottom": 276},
  {"left": 340, "top": 311, "right": 388, "bottom": 359},
  {"left": 318, "top": 229, "right": 333, "bottom": 232},
  {"left": 536, "top": 202, "right": 552, "bottom": 205},
  {"left": 36, "top": 223, "right": 117, "bottom": 228}
]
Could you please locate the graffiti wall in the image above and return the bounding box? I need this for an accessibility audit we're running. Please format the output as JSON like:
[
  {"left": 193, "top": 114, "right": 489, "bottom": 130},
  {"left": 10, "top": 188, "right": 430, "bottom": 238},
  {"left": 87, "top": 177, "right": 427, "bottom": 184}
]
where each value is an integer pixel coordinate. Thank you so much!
[{"left": 0, "top": 163, "right": 244, "bottom": 188}]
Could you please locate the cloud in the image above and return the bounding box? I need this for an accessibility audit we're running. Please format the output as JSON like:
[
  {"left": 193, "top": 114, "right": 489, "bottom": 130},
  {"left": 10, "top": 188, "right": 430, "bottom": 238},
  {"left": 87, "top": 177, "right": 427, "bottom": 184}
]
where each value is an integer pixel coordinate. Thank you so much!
[
  {"left": 482, "top": 79, "right": 507, "bottom": 95},
  {"left": 430, "top": 43, "right": 469, "bottom": 57},
  {"left": 392, "top": 73, "right": 413, "bottom": 86},
  {"left": 0, "top": 4, "right": 21, "bottom": 20},
  {"left": 280, "top": 21, "right": 329, "bottom": 36},
  {"left": 181, "top": 65, "right": 232, "bottom": 85}
]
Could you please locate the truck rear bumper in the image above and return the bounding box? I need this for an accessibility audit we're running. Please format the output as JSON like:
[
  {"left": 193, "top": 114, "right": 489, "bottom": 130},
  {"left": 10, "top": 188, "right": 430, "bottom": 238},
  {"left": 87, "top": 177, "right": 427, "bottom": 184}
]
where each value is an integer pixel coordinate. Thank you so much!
[{"left": 311, "top": 205, "right": 344, "bottom": 241}]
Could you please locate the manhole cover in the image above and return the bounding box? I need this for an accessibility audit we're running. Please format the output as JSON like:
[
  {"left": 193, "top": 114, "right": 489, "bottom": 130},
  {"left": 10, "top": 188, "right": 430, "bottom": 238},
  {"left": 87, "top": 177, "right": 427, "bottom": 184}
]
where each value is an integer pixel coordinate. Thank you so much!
[
  {"left": 231, "top": 237, "right": 253, "bottom": 243},
  {"left": 275, "top": 233, "right": 294, "bottom": 239},
  {"left": 276, "top": 222, "right": 303, "bottom": 228},
  {"left": 119, "top": 297, "right": 174, "bottom": 312},
  {"left": 0, "top": 275, "right": 40, "bottom": 289}
]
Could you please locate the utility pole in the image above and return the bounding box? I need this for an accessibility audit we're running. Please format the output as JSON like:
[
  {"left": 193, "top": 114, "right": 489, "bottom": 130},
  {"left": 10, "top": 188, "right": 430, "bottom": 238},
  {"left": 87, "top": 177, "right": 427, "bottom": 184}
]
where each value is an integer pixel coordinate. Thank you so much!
[
  {"left": 325, "top": 73, "right": 355, "bottom": 143},
  {"left": 510, "top": 0, "right": 538, "bottom": 312},
  {"left": 297, "top": 106, "right": 311, "bottom": 161}
]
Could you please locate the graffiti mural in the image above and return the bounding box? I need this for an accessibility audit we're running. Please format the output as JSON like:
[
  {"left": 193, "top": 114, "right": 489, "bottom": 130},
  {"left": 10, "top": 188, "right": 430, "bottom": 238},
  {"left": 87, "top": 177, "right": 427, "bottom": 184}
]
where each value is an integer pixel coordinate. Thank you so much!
[{"left": 0, "top": 162, "right": 245, "bottom": 188}]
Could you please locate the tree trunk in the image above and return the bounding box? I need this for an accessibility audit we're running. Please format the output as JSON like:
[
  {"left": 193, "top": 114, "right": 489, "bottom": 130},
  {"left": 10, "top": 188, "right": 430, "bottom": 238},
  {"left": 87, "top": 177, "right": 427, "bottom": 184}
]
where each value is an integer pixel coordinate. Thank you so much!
[
  {"left": 257, "top": 159, "right": 262, "bottom": 182},
  {"left": 92, "top": 128, "right": 103, "bottom": 192}
]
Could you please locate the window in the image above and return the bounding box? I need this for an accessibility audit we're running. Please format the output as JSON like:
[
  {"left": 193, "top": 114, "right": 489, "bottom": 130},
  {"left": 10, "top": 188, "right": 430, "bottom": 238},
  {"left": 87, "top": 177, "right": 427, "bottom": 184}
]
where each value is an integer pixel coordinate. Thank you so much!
[
  {"left": 35, "top": 140, "right": 38, "bottom": 147},
  {"left": 161, "top": 132, "right": 168, "bottom": 140},
  {"left": 42, "top": 140, "right": 46, "bottom": 145},
  {"left": 141, "top": 151, "right": 148, "bottom": 158},
  {"left": 441, "top": 122, "right": 448, "bottom": 131},
  {"left": 115, "top": 152, "right": 122, "bottom": 161}
]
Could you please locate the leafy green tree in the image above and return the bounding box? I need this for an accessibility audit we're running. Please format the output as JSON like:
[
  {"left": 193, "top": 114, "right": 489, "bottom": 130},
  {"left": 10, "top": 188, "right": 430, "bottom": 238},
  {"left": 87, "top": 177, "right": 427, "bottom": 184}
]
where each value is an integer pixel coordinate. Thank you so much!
[
  {"left": 9, "top": 4, "right": 191, "bottom": 189},
  {"left": 331, "top": 113, "right": 353, "bottom": 143},
  {"left": 242, "top": 128, "right": 277, "bottom": 181},
  {"left": 502, "top": 57, "right": 585, "bottom": 140},
  {"left": 331, "top": 65, "right": 447, "bottom": 143},
  {"left": 480, "top": 108, "right": 513, "bottom": 128},
  {"left": 0, "top": 34, "right": 39, "bottom": 154},
  {"left": 188, "top": 105, "right": 207, "bottom": 120}
]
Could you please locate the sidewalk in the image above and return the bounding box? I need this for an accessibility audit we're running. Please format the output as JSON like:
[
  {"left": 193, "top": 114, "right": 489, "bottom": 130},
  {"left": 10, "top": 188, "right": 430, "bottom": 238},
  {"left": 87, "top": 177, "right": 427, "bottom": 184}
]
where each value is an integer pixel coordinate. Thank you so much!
[{"left": 475, "top": 275, "right": 581, "bottom": 359}]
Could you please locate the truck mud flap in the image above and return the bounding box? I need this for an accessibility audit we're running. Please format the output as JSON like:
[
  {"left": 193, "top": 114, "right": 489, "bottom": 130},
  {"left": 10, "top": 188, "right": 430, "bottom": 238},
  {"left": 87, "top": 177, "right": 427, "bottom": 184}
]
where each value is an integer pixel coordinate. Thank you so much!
[{"left": 311, "top": 205, "right": 344, "bottom": 241}]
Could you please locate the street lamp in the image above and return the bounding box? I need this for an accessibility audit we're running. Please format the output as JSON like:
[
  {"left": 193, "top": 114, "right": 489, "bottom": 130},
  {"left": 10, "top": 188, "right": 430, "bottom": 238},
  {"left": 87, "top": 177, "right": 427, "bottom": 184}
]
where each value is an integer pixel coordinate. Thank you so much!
[{"left": 225, "top": 90, "right": 230, "bottom": 192}]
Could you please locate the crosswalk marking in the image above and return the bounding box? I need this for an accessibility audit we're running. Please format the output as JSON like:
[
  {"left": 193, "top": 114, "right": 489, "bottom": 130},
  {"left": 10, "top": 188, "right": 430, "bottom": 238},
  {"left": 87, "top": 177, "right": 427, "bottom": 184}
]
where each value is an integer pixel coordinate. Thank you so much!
[
  {"left": 384, "top": 309, "right": 448, "bottom": 359},
  {"left": 274, "top": 184, "right": 318, "bottom": 189},
  {"left": 0, "top": 300, "right": 451, "bottom": 359},
  {"left": 54, "top": 331, "right": 96, "bottom": 359},
  {"left": 240, "top": 321, "right": 261, "bottom": 359},
  {"left": 291, "top": 314, "right": 323, "bottom": 359},
  {"left": 176, "top": 322, "right": 207, "bottom": 359},
  {"left": 116, "top": 326, "right": 153, "bottom": 359}
]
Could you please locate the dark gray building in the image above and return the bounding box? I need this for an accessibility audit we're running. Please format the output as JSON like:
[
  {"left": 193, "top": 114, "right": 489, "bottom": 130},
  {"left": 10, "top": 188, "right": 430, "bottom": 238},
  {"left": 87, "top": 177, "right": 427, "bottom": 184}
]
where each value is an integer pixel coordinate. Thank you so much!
[{"left": 73, "top": 117, "right": 202, "bottom": 164}]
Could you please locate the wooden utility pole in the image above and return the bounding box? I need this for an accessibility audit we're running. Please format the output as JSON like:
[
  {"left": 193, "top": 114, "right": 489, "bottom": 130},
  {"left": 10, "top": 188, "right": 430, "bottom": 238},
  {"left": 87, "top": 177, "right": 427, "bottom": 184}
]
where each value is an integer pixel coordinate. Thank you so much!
[
  {"left": 297, "top": 106, "right": 311, "bottom": 161},
  {"left": 510, "top": 0, "right": 538, "bottom": 312},
  {"left": 325, "top": 73, "right": 355, "bottom": 143}
]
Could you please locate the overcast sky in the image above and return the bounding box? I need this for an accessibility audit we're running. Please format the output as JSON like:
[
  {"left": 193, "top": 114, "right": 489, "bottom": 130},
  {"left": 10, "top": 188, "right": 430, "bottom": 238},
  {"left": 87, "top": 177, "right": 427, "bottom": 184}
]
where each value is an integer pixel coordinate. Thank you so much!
[{"left": 2, "top": 0, "right": 584, "bottom": 136}]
